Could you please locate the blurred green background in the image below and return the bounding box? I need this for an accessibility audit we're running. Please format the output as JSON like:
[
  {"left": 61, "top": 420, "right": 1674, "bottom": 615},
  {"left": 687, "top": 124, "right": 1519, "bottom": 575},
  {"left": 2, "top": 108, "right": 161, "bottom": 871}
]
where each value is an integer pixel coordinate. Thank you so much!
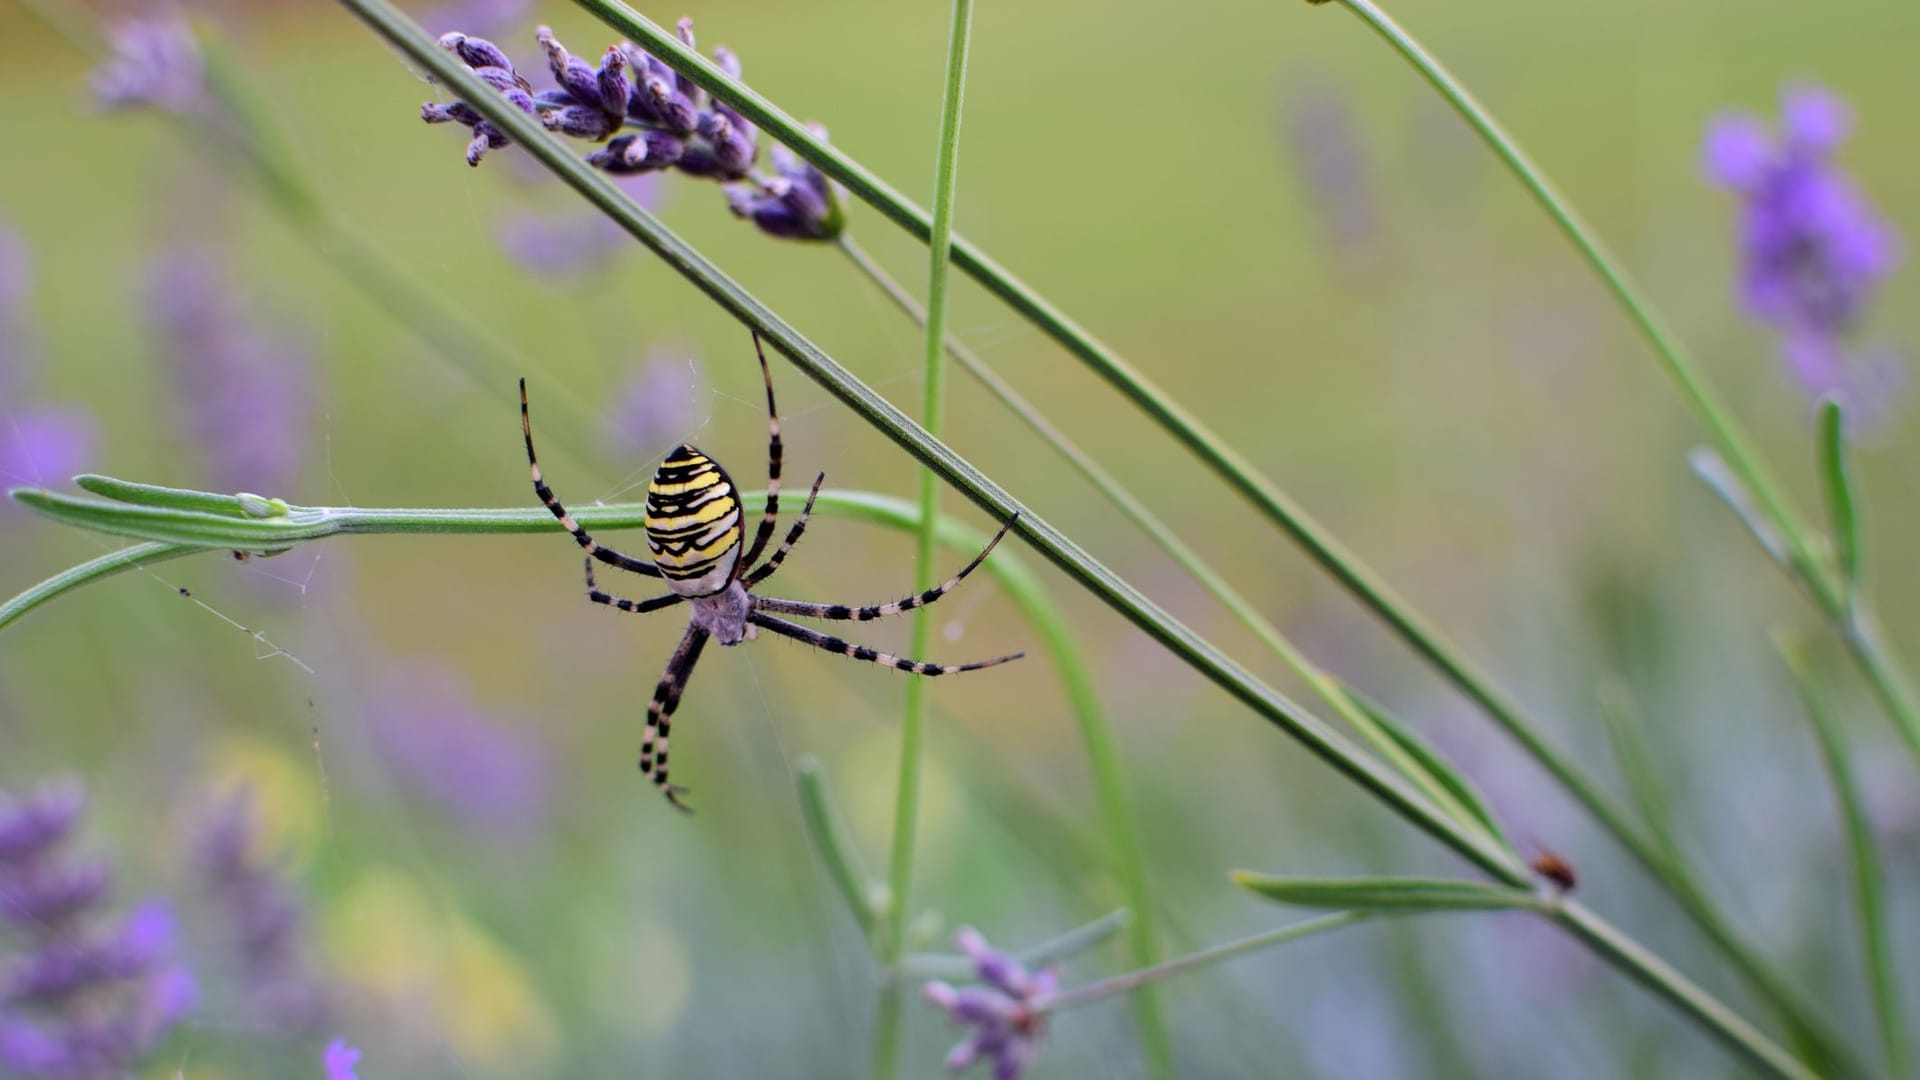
[{"left": 2, "top": 0, "right": 1917, "bottom": 1075}]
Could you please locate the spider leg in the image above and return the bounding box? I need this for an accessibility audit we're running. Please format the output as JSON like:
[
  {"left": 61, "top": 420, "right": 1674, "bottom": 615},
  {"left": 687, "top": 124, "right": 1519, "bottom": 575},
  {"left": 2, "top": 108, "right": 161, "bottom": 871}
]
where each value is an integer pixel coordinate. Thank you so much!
[
  {"left": 641, "top": 624, "right": 710, "bottom": 812},
  {"left": 521, "top": 378, "right": 661, "bottom": 578},
  {"left": 747, "top": 611, "right": 1022, "bottom": 676},
  {"left": 584, "top": 557, "right": 687, "bottom": 614},
  {"left": 742, "top": 472, "right": 825, "bottom": 588},
  {"left": 736, "top": 333, "right": 783, "bottom": 572},
  {"left": 753, "top": 514, "right": 1017, "bottom": 620}
]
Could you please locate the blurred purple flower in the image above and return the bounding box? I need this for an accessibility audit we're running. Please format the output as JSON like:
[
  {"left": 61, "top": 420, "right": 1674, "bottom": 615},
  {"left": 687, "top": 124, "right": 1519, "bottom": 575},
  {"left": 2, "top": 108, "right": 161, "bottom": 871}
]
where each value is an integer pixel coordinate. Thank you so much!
[
  {"left": 367, "top": 659, "right": 552, "bottom": 834},
  {"left": 1704, "top": 83, "right": 1902, "bottom": 412},
  {"left": 91, "top": 16, "right": 207, "bottom": 114},
  {"left": 497, "top": 172, "right": 662, "bottom": 279},
  {"left": 603, "top": 350, "right": 701, "bottom": 461},
  {"left": 0, "top": 779, "right": 197, "bottom": 1078},
  {"left": 192, "top": 788, "right": 329, "bottom": 1034},
  {"left": 323, "top": 1038, "right": 361, "bottom": 1080},
  {"left": 0, "top": 409, "right": 98, "bottom": 505},
  {"left": 145, "top": 248, "right": 312, "bottom": 496},
  {"left": 1279, "top": 81, "right": 1377, "bottom": 256},
  {"left": 922, "top": 927, "right": 1056, "bottom": 1080},
  {"left": 725, "top": 126, "right": 845, "bottom": 242}
]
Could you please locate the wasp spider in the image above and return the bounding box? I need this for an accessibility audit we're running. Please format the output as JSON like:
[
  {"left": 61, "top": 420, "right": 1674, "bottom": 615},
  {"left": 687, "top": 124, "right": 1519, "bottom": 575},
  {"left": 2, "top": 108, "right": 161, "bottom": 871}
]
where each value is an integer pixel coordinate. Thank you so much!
[{"left": 521, "top": 335, "right": 1024, "bottom": 811}]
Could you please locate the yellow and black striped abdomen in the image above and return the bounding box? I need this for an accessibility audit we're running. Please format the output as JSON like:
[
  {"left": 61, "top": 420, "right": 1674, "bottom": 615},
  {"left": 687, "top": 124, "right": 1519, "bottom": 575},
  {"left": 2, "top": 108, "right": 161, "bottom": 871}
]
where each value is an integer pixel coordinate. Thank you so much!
[{"left": 646, "top": 444, "right": 745, "bottom": 597}]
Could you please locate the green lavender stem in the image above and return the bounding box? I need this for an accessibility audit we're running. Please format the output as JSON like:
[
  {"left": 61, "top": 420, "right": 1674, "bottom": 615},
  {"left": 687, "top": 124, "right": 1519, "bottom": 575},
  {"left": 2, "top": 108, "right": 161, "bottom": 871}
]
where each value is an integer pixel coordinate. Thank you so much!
[
  {"left": 874, "top": 2, "right": 977, "bottom": 1074},
  {"left": 1036, "top": 914, "right": 1365, "bottom": 1014}
]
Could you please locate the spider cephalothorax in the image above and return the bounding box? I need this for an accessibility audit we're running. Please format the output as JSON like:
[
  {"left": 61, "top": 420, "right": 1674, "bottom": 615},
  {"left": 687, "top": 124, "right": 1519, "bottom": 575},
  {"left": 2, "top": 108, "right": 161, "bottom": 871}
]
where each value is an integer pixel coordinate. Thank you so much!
[{"left": 521, "top": 334, "right": 1022, "bottom": 811}]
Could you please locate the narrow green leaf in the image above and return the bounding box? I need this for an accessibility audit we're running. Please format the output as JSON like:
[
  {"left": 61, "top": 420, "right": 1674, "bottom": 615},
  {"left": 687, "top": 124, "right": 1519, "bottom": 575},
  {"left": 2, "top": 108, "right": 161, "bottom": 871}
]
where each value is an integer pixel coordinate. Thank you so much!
[
  {"left": 0, "top": 542, "right": 205, "bottom": 633},
  {"left": 1776, "top": 636, "right": 1909, "bottom": 1079},
  {"left": 1231, "top": 873, "right": 1539, "bottom": 914},
  {"left": 9, "top": 488, "right": 304, "bottom": 548},
  {"left": 1815, "top": 399, "right": 1860, "bottom": 592},
  {"left": 1338, "top": 683, "right": 1506, "bottom": 846},
  {"left": 1018, "top": 909, "right": 1132, "bottom": 969},
  {"left": 76, "top": 474, "right": 255, "bottom": 516},
  {"left": 794, "top": 755, "right": 879, "bottom": 937}
]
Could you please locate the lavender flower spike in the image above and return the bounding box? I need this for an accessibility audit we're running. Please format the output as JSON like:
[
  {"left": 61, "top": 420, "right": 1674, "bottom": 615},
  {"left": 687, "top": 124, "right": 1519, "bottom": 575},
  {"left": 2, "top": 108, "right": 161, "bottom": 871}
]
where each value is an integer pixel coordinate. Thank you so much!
[
  {"left": 194, "top": 788, "right": 330, "bottom": 1033},
  {"left": 91, "top": 16, "right": 207, "bottom": 114},
  {"left": 0, "top": 780, "right": 197, "bottom": 1077},
  {"left": 922, "top": 927, "right": 1057, "bottom": 1080},
  {"left": 1703, "top": 82, "right": 1902, "bottom": 409}
]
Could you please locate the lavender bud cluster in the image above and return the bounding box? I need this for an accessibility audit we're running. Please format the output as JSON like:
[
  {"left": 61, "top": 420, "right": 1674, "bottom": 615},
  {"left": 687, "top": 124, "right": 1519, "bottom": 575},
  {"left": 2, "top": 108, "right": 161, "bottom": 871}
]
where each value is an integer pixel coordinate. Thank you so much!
[
  {"left": 422, "top": 17, "right": 843, "bottom": 240},
  {"left": 1704, "top": 84, "right": 1903, "bottom": 410},
  {"left": 0, "top": 780, "right": 197, "bottom": 1078},
  {"left": 921, "top": 928, "right": 1056, "bottom": 1080}
]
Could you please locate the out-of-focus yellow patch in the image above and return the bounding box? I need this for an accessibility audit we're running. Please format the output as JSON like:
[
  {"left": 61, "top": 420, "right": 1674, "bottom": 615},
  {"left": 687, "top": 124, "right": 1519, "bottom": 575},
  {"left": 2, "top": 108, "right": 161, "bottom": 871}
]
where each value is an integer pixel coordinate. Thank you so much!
[
  {"left": 200, "top": 734, "right": 324, "bottom": 867},
  {"left": 839, "top": 730, "right": 960, "bottom": 878},
  {"left": 327, "top": 868, "right": 559, "bottom": 1076},
  {"left": 587, "top": 912, "right": 691, "bottom": 1041}
]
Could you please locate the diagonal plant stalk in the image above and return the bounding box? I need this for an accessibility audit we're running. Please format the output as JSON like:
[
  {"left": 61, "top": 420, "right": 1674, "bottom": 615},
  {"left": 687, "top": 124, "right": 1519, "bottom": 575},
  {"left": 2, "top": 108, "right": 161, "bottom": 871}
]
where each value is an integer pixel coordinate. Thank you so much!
[
  {"left": 1316, "top": 0, "right": 1920, "bottom": 769},
  {"left": 556, "top": 3, "right": 1844, "bottom": 1051}
]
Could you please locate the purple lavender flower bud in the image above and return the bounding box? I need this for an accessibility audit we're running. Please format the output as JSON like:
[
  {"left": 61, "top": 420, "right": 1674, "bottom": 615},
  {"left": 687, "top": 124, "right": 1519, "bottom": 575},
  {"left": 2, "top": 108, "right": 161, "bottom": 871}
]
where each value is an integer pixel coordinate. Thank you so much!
[
  {"left": 588, "top": 130, "right": 685, "bottom": 174},
  {"left": 467, "top": 125, "right": 507, "bottom": 166},
  {"left": 543, "top": 105, "right": 618, "bottom": 141},
  {"left": 536, "top": 26, "right": 604, "bottom": 109},
  {"left": 673, "top": 17, "right": 699, "bottom": 100},
  {"left": 712, "top": 45, "right": 742, "bottom": 81},
  {"left": 695, "top": 110, "right": 757, "bottom": 178},
  {"left": 597, "top": 47, "right": 632, "bottom": 119},
  {"left": 92, "top": 17, "right": 207, "bottom": 114},
  {"left": 725, "top": 135, "right": 844, "bottom": 242},
  {"left": 423, "top": 32, "right": 534, "bottom": 165},
  {"left": 325, "top": 1038, "right": 363, "bottom": 1079},
  {"left": 439, "top": 31, "right": 514, "bottom": 75},
  {"left": 626, "top": 69, "right": 698, "bottom": 136}
]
